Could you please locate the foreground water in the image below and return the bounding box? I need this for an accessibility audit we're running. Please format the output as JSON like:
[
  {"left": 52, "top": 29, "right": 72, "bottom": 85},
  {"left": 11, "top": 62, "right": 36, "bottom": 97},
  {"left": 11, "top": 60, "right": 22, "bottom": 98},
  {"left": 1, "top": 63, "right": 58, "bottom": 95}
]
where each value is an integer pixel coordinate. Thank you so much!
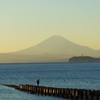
[{"left": 0, "top": 62, "right": 100, "bottom": 100}]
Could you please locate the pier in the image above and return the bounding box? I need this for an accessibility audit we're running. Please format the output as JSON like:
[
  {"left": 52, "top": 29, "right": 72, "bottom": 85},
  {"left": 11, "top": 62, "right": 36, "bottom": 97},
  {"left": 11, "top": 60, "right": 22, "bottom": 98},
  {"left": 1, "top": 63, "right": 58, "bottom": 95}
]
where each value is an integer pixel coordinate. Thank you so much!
[{"left": 3, "top": 84, "right": 100, "bottom": 100}]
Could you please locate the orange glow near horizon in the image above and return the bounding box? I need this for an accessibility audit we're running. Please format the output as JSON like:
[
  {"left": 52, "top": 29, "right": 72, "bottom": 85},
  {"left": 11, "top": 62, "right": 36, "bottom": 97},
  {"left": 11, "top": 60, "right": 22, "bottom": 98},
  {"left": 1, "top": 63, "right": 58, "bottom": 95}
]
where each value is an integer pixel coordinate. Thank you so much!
[{"left": 0, "top": 0, "right": 100, "bottom": 53}]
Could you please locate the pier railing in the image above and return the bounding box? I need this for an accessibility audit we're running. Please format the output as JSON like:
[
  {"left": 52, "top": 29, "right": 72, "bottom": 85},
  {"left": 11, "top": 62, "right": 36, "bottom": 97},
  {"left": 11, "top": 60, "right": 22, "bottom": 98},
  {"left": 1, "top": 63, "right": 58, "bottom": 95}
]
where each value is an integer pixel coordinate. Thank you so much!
[{"left": 3, "top": 84, "right": 100, "bottom": 100}]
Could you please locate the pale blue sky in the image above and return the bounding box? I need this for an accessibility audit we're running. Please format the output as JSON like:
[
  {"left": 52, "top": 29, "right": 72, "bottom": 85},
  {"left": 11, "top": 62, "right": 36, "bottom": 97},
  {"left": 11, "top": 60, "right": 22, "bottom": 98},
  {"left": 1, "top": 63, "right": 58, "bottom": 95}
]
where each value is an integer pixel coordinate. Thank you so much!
[{"left": 0, "top": 0, "right": 100, "bottom": 52}]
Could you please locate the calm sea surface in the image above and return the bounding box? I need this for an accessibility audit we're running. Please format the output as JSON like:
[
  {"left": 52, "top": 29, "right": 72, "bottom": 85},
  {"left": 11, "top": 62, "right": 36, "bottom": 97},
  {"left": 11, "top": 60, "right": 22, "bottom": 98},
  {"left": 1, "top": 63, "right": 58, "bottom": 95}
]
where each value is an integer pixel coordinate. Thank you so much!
[{"left": 0, "top": 62, "right": 100, "bottom": 100}]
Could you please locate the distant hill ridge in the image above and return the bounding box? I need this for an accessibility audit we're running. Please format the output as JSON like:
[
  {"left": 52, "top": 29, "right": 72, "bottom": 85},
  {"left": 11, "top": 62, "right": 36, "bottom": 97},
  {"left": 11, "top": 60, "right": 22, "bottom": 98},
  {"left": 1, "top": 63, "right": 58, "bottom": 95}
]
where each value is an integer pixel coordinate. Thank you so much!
[
  {"left": 69, "top": 56, "right": 100, "bottom": 62},
  {"left": 0, "top": 35, "right": 100, "bottom": 63}
]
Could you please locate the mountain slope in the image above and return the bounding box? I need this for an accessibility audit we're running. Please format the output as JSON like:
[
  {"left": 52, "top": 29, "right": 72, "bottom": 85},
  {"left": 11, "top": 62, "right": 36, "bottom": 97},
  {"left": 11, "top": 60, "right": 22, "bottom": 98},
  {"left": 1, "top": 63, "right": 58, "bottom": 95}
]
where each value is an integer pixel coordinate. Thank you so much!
[
  {"left": 14, "top": 35, "right": 99, "bottom": 57},
  {"left": 15, "top": 35, "right": 78, "bottom": 55},
  {"left": 0, "top": 35, "right": 100, "bottom": 63}
]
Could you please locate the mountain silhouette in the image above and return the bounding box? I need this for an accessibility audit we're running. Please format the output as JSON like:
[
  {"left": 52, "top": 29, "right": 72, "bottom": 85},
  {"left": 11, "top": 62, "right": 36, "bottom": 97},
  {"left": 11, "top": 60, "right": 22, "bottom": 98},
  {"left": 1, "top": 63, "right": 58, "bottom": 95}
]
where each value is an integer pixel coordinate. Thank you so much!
[
  {"left": 0, "top": 35, "right": 100, "bottom": 63},
  {"left": 15, "top": 35, "right": 80, "bottom": 55},
  {"left": 15, "top": 35, "right": 99, "bottom": 56}
]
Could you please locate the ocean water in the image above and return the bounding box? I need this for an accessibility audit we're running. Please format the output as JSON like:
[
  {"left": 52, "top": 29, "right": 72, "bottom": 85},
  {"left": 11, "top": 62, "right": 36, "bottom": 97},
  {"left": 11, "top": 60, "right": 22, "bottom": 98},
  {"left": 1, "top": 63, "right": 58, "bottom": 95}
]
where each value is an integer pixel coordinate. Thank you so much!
[{"left": 0, "top": 62, "right": 100, "bottom": 100}]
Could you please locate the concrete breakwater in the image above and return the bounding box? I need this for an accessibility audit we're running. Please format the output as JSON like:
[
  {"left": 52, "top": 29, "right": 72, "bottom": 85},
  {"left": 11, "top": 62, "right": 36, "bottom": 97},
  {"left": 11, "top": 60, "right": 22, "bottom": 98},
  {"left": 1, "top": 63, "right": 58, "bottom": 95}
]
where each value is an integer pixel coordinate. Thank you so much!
[{"left": 3, "top": 84, "right": 100, "bottom": 100}]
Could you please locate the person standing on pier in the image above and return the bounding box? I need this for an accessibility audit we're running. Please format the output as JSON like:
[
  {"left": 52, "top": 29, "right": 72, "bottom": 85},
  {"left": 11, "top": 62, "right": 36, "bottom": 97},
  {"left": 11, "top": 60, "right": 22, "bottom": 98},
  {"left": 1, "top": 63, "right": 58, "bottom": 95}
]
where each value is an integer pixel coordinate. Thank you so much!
[{"left": 37, "top": 79, "right": 40, "bottom": 86}]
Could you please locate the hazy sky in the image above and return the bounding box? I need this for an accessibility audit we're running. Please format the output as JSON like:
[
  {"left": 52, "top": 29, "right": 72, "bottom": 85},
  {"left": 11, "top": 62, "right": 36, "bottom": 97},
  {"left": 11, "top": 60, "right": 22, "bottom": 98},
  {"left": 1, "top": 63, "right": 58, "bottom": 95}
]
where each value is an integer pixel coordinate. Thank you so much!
[{"left": 0, "top": 0, "right": 100, "bottom": 53}]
